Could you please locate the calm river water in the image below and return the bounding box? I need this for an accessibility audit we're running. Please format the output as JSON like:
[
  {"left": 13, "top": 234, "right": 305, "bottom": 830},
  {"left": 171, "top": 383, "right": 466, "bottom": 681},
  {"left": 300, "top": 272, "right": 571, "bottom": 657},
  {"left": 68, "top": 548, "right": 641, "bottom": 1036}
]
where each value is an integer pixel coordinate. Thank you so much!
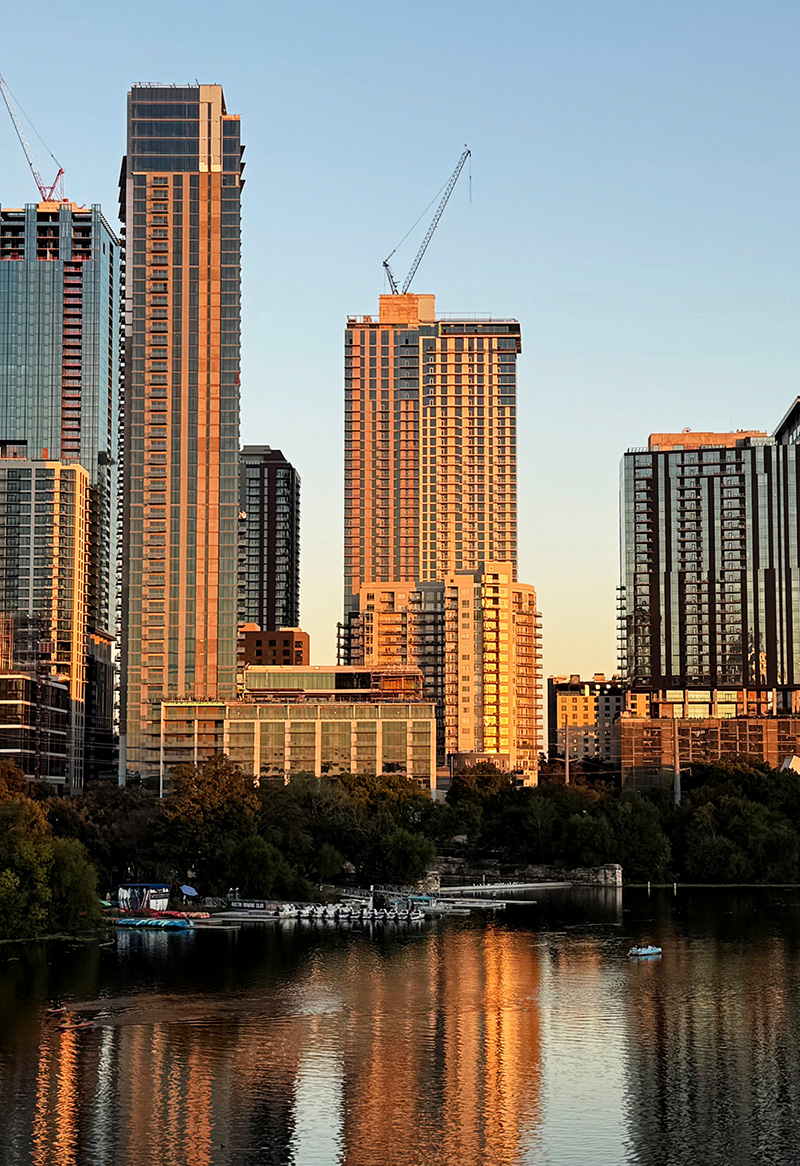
[{"left": 1, "top": 887, "right": 800, "bottom": 1165}]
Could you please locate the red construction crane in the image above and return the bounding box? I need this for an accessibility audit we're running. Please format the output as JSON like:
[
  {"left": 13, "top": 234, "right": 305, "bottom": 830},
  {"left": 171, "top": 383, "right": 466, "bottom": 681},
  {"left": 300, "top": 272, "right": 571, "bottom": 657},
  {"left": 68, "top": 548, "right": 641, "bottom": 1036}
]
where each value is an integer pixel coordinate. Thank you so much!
[{"left": 0, "top": 73, "right": 65, "bottom": 202}]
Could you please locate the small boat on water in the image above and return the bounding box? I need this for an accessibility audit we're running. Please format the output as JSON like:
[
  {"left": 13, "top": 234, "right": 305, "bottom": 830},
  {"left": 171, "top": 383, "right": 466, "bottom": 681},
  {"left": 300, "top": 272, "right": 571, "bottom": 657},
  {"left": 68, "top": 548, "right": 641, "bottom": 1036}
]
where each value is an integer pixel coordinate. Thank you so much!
[
  {"left": 114, "top": 916, "right": 193, "bottom": 931},
  {"left": 46, "top": 1003, "right": 67, "bottom": 1016},
  {"left": 629, "top": 944, "right": 662, "bottom": 957},
  {"left": 59, "top": 1019, "right": 94, "bottom": 1031}
]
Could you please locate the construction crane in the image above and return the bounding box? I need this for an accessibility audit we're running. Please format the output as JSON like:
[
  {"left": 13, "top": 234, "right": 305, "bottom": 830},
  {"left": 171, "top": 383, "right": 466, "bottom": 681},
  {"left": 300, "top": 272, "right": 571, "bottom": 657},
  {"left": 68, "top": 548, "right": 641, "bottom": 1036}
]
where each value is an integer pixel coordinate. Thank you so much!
[
  {"left": 0, "top": 73, "right": 65, "bottom": 202},
  {"left": 383, "top": 145, "right": 471, "bottom": 294}
]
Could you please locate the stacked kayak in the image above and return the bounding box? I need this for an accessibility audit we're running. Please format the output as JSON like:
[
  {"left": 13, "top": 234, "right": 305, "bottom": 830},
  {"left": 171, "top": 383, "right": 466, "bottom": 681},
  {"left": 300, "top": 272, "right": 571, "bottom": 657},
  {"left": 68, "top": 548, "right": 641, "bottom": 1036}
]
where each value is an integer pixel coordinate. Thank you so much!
[{"left": 114, "top": 916, "right": 193, "bottom": 931}]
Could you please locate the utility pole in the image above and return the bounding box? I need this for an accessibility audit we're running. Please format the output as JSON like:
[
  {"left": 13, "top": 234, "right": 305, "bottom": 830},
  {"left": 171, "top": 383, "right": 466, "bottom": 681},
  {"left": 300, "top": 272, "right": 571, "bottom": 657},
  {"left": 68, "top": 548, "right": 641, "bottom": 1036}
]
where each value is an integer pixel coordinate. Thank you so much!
[
  {"left": 673, "top": 717, "right": 681, "bottom": 806},
  {"left": 563, "top": 715, "right": 570, "bottom": 786}
]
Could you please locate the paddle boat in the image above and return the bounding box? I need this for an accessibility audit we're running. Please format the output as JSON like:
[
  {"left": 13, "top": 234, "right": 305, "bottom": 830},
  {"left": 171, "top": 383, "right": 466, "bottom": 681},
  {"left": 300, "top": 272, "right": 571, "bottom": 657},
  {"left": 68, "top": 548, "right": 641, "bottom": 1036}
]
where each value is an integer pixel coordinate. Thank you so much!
[
  {"left": 629, "top": 944, "right": 662, "bottom": 957},
  {"left": 114, "top": 916, "right": 193, "bottom": 931}
]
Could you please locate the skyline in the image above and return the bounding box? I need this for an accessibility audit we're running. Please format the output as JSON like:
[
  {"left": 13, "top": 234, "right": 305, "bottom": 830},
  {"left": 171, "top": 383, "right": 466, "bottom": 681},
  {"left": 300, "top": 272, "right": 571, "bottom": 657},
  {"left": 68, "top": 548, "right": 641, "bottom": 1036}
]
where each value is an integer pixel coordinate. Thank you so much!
[{"left": 1, "top": 1, "right": 799, "bottom": 682}]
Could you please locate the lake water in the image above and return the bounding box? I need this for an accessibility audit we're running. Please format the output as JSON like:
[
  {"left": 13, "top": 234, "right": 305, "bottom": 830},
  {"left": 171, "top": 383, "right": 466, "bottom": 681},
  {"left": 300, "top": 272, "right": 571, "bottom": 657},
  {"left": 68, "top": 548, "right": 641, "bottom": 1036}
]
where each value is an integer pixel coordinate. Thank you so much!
[{"left": 1, "top": 887, "right": 800, "bottom": 1165}]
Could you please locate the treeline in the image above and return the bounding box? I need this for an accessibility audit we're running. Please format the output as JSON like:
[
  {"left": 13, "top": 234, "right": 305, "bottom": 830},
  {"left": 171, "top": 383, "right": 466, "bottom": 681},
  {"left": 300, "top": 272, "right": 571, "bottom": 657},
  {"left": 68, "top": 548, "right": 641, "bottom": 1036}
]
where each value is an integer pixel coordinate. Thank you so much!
[
  {"left": 4, "top": 754, "right": 800, "bottom": 940},
  {"left": 449, "top": 757, "right": 800, "bottom": 884}
]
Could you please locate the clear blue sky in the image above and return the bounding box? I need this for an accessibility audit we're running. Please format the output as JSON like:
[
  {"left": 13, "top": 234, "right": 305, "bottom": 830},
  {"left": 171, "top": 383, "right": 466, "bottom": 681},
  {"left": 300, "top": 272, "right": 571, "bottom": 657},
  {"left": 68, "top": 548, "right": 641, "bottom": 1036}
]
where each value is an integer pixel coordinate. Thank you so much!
[{"left": 2, "top": 0, "right": 799, "bottom": 678}]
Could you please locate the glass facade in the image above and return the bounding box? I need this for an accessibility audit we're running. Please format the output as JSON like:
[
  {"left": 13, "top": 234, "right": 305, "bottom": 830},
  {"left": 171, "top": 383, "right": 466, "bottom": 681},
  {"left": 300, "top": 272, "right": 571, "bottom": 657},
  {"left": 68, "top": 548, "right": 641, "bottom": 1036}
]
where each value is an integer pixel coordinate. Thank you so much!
[
  {"left": 619, "top": 426, "right": 800, "bottom": 699},
  {"left": 120, "top": 84, "right": 244, "bottom": 780},
  {"left": 160, "top": 699, "right": 438, "bottom": 790},
  {"left": 239, "top": 446, "right": 300, "bottom": 631},
  {"left": 0, "top": 203, "right": 120, "bottom": 785},
  {"left": 0, "top": 460, "right": 91, "bottom": 789}
]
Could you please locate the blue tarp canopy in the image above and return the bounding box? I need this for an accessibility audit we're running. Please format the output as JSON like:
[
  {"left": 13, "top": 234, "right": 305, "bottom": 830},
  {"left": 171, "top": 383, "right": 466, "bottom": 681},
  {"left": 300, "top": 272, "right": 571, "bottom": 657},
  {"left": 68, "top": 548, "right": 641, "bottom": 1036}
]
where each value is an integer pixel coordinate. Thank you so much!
[{"left": 180, "top": 885, "right": 198, "bottom": 896}]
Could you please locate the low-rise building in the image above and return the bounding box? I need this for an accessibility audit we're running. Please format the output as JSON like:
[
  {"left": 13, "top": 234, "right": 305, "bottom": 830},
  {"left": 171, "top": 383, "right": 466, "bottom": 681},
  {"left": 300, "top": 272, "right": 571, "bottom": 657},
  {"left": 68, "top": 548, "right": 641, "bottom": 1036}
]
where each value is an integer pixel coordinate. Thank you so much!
[
  {"left": 159, "top": 698, "right": 437, "bottom": 792},
  {"left": 618, "top": 713, "right": 800, "bottom": 790},
  {"left": 547, "top": 674, "right": 649, "bottom": 763}
]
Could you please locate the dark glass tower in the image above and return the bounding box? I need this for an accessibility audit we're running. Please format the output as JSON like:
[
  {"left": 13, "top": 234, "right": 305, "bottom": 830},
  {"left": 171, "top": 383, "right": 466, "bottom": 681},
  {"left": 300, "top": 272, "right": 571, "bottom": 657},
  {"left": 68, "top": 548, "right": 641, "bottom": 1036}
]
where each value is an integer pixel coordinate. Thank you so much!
[
  {"left": 619, "top": 408, "right": 800, "bottom": 705},
  {"left": 239, "top": 446, "right": 300, "bottom": 631},
  {"left": 119, "top": 84, "right": 244, "bottom": 783}
]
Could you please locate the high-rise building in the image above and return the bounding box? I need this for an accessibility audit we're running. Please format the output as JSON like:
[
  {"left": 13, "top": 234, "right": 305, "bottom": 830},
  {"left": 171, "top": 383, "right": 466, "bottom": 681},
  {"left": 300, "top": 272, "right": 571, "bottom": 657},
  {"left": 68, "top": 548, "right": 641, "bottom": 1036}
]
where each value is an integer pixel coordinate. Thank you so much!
[
  {"left": 239, "top": 445, "right": 300, "bottom": 631},
  {"left": 346, "top": 563, "right": 542, "bottom": 778},
  {"left": 618, "top": 415, "right": 800, "bottom": 707},
  {"left": 343, "top": 293, "right": 519, "bottom": 617},
  {"left": 0, "top": 201, "right": 121, "bottom": 784},
  {"left": 0, "top": 457, "right": 91, "bottom": 789},
  {"left": 119, "top": 84, "right": 244, "bottom": 782}
]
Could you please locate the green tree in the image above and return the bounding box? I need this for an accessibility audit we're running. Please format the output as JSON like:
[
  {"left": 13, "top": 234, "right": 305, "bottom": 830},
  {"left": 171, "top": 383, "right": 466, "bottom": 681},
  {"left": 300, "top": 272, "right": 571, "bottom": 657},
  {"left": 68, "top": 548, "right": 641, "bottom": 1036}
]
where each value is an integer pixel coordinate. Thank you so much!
[
  {"left": 158, "top": 756, "right": 261, "bottom": 890},
  {"left": 48, "top": 837, "right": 102, "bottom": 932},
  {"left": 219, "top": 835, "right": 312, "bottom": 900},
  {"left": 362, "top": 826, "right": 436, "bottom": 885},
  {"left": 447, "top": 763, "right": 514, "bottom": 808},
  {"left": 0, "top": 798, "right": 52, "bottom": 939}
]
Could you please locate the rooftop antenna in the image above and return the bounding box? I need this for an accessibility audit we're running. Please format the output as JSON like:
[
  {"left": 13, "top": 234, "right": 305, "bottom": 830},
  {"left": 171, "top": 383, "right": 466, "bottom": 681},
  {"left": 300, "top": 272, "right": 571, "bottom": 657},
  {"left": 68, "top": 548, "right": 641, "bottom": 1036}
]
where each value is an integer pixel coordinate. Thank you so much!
[
  {"left": 383, "top": 145, "right": 471, "bottom": 294},
  {"left": 0, "top": 72, "right": 65, "bottom": 201}
]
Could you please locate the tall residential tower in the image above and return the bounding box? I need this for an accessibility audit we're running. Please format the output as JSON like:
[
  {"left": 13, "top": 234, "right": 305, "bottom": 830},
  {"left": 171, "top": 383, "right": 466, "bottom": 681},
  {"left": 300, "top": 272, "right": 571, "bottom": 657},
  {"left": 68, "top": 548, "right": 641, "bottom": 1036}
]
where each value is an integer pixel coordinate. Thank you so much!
[
  {"left": 119, "top": 84, "right": 244, "bottom": 782},
  {"left": 239, "top": 445, "right": 300, "bottom": 632},
  {"left": 343, "top": 293, "right": 519, "bottom": 617},
  {"left": 619, "top": 410, "right": 800, "bottom": 709}
]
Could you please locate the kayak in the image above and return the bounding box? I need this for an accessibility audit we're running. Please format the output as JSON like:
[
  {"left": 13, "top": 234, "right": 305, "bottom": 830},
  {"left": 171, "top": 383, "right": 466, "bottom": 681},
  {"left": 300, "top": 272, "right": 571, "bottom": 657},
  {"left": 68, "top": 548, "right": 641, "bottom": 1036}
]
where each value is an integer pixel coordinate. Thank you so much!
[{"left": 629, "top": 944, "right": 662, "bottom": 957}]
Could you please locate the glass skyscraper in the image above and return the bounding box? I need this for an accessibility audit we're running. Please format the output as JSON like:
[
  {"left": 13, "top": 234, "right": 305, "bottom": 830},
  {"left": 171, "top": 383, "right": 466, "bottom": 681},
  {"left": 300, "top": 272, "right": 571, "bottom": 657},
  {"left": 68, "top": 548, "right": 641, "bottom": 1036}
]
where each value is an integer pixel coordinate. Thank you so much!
[
  {"left": 619, "top": 406, "right": 800, "bottom": 706},
  {"left": 0, "top": 201, "right": 121, "bottom": 786},
  {"left": 119, "top": 84, "right": 243, "bottom": 782}
]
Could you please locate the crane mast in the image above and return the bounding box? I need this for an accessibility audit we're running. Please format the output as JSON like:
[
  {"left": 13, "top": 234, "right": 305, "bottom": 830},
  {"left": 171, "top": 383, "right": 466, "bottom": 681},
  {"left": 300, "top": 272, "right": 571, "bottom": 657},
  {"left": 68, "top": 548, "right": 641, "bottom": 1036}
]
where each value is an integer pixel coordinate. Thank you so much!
[
  {"left": 0, "top": 73, "right": 65, "bottom": 202},
  {"left": 383, "top": 145, "right": 471, "bottom": 294}
]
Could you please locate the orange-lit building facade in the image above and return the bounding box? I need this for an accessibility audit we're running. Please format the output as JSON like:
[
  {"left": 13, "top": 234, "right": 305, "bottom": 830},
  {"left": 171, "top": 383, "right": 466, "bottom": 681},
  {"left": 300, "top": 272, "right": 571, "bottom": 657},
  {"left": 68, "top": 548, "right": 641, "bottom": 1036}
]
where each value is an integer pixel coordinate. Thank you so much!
[
  {"left": 119, "top": 84, "right": 244, "bottom": 782},
  {"left": 343, "top": 293, "right": 520, "bottom": 617},
  {"left": 346, "top": 563, "right": 542, "bottom": 778},
  {"left": 0, "top": 458, "right": 90, "bottom": 789}
]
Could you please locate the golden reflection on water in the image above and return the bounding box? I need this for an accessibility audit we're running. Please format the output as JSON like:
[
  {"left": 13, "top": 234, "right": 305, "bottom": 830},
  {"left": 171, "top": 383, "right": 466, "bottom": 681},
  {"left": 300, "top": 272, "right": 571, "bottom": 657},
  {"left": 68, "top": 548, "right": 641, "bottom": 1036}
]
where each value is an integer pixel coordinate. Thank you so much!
[
  {"left": 9, "top": 925, "right": 543, "bottom": 1166},
  {"left": 11, "top": 892, "right": 800, "bottom": 1165}
]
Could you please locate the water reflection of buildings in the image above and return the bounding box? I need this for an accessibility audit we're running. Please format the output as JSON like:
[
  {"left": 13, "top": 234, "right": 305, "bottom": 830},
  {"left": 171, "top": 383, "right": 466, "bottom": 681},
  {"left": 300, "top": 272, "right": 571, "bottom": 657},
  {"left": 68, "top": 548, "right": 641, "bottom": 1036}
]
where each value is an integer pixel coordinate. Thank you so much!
[
  {"left": 624, "top": 921, "right": 800, "bottom": 1162},
  {"left": 5, "top": 926, "right": 542, "bottom": 1166},
  {"left": 340, "top": 928, "right": 541, "bottom": 1166}
]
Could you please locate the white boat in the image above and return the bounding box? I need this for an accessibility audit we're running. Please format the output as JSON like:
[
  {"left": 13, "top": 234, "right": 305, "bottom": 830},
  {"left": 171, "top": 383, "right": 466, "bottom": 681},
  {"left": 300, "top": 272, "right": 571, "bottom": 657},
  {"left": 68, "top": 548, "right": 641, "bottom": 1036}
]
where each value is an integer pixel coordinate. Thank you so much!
[{"left": 629, "top": 944, "right": 662, "bottom": 957}]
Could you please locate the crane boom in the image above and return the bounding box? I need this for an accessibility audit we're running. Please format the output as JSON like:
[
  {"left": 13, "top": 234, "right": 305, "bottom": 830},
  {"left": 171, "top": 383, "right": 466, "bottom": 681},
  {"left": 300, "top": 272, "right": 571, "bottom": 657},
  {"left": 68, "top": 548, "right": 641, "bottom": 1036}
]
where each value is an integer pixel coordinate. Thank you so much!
[
  {"left": 0, "top": 73, "right": 64, "bottom": 202},
  {"left": 382, "top": 258, "right": 399, "bottom": 295},
  {"left": 401, "top": 146, "right": 470, "bottom": 294}
]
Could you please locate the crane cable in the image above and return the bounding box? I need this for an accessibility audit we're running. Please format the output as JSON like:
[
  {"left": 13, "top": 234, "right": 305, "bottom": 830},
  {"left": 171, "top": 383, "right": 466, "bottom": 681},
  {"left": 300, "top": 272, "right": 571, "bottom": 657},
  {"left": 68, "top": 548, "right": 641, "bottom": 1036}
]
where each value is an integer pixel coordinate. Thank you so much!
[
  {"left": 0, "top": 74, "right": 62, "bottom": 172},
  {"left": 383, "top": 174, "right": 452, "bottom": 265}
]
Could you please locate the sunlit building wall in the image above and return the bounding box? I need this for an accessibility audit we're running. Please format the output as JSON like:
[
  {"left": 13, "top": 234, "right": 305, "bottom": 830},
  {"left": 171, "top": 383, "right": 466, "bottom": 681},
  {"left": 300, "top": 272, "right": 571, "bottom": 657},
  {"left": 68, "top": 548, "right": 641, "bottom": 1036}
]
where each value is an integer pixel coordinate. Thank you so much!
[
  {"left": 0, "top": 458, "right": 90, "bottom": 789},
  {"left": 346, "top": 563, "right": 541, "bottom": 777},
  {"left": 119, "top": 84, "right": 244, "bottom": 782},
  {"left": 159, "top": 696, "right": 437, "bottom": 790},
  {"left": 343, "top": 293, "right": 520, "bottom": 618}
]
